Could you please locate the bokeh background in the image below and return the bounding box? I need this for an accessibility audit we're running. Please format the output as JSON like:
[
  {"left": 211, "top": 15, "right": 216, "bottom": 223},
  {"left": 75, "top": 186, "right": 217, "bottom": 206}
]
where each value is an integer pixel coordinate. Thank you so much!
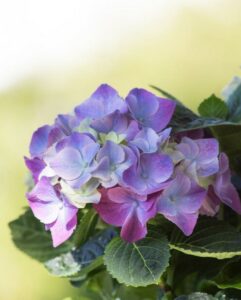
[{"left": 1, "top": 1, "right": 241, "bottom": 299}]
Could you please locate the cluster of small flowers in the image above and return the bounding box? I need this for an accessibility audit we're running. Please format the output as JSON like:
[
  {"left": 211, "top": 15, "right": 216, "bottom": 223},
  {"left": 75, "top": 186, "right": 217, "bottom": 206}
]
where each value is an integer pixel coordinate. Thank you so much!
[{"left": 25, "top": 84, "right": 241, "bottom": 247}]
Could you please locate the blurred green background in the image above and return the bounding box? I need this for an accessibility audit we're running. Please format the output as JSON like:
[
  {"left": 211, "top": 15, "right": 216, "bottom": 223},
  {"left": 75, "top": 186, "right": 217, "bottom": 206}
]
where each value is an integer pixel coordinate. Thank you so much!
[{"left": 1, "top": 1, "right": 241, "bottom": 299}]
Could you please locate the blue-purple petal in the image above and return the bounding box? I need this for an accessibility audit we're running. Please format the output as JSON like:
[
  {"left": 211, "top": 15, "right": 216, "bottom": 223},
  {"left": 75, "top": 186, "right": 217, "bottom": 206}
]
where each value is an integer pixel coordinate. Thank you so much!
[{"left": 75, "top": 84, "right": 127, "bottom": 120}]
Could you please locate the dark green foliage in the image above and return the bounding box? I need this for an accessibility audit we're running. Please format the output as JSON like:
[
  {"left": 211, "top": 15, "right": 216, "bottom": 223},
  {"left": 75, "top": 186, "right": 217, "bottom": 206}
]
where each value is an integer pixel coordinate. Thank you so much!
[{"left": 9, "top": 209, "right": 73, "bottom": 262}]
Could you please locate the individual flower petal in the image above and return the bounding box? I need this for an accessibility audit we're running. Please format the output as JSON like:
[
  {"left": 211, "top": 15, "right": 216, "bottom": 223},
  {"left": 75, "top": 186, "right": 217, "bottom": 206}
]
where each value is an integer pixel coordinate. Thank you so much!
[
  {"left": 199, "top": 185, "right": 221, "bottom": 216},
  {"left": 130, "top": 127, "right": 160, "bottom": 153},
  {"left": 60, "top": 179, "right": 101, "bottom": 208},
  {"left": 125, "top": 120, "right": 140, "bottom": 141},
  {"left": 120, "top": 211, "right": 147, "bottom": 243},
  {"left": 126, "top": 88, "right": 175, "bottom": 132},
  {"left": 49, "top": 204, "right": 77, "bottom": 247},
  {"left": 55, "top": 114, "right": 79, "bottom": 135},
  {"left": 93, "top": 141, "right": 135, "bottom": 188},
  {"left": 27, "top": 177, "right": 78, "bottom": 246},
  {"left": 213, "top": 153, "right": 241, "bottom": 214},
  {"left": 30, "top": 125, "right": 52, "bottom": 157},
  {"left": 75, "top": 84, "right": 127, "bottom": 120},
  {"left": 158, "top": 128, "right": 172, "bottom": 147},
  {"left": 29, "top": 200, "right": 60, "bottom": 225},
  {"left": 94, "top": 187, "right": 156, "bottom": 242},
  {"left": 123, "top": 152, "right": 173, "bottom": 195},
  {"left": 130, "top": 127, "right": 171, "bottom": 153},
  {"left": 166, "top": 213, "right": 199, "bottom": 236},
  {"left": 56, "top": 132, "right": 98, "bottom": 153},
  {"left": 47, "top": 127, "right": 64, "bottom": 148},
  {"left": 90, "top": 110, "right": 128, "bottom": 134},
  {"left": 29, "top": 124, "right": 66, "bottom": 159},
  {"left": 24, "top": 156, "right": 46, "bottom": 183},
  {"left": 27, "top": 176, "right": 60, "bottom": 203},
  {"left": 176, "top": 137, "right": 219, "bottom": 180},
  {"left": 49, "top": 147, "right": 85, "bottom": 181},
  {"left": 27, "top": 178, "right": 65, "bottom": 224},
  {"left": 46, "top": 132, "right": 99, "bottom": 188},
  {"left": 155, "top": 172, "right": 206, "bottom": 235}
]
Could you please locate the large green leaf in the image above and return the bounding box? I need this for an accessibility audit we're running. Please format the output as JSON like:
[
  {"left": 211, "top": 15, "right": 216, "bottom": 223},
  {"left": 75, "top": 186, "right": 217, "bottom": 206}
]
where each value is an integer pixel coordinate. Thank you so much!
[
  {"left": 104, "top": 227, "right": 170, "bottom": 287},
  {"left": 9, "top": 209, "right": 73, "bottom": 262},
  {"left": 198, "top": 94, "right": 228, "bottom": 119},
  {"left": 213, "top": 258, "right": 241, "bottom": 290},
  {"left": 170, "top": 218, "right": 241, "bottom": 259},
  {"left": 171, "top": 253, "right": 229, "bottom": 296}
]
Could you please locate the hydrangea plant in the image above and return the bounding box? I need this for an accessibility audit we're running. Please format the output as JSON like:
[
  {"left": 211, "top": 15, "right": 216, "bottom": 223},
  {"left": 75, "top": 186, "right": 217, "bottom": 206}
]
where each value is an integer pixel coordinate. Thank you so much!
[{"left": 9, "top": 77, "right": 241, "bottom": 299}]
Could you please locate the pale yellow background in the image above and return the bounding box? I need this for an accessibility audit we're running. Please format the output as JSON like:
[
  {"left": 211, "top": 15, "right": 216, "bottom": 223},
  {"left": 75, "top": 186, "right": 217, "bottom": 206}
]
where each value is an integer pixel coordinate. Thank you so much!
[{"left": 1, "top": 1, "right": 241, "bottom": 299}]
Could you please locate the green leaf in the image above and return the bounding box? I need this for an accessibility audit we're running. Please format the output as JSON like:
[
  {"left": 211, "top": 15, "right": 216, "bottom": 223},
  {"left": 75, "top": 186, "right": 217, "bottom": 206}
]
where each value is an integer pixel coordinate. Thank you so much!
[
  {"left": 74, "top": 208, "right": 98, "bottom": 247},
  {"left": 170, "top": 218, "right": 241, "bottom": 259},
  {"left": 104, "top": 227, "right": 170, "bottom": 287},
  {"left": 223, "top": 76, "right": 241, "bottom": 121},
  {"left": 198, "top": 94, "right": 228, "bottom": 119},
  {"left": 9, "top": 209, "right": 73, "bottom": 262},
  {"left": 171, "top": 253, "right": 229, "bottom": 296},
  {"left": 213, "top": 258, "right": 241, "bottom": 290},
  {"left": 173, "top": 116, "right": 240, "bottom": 132}
]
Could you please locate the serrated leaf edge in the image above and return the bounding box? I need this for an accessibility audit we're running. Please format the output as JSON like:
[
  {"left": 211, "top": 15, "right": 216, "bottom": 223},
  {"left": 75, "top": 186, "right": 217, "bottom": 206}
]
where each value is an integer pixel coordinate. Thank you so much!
[
  {"left": 103, "top": 236, "right": 170, "bottom": 287},
  {"left": 170, "top": 244, "right": 241, "bottom": 259}
]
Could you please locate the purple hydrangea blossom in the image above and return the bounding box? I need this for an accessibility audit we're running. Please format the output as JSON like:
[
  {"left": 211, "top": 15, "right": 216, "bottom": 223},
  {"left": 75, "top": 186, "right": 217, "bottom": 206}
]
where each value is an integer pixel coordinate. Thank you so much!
[
  {"left": 176, "top": 137, "right": 219, "bottom": 182},
  {"left": 90, "top": 110, "right": 139, "bottom": 143},
  {"left": 30, "top": 125, "right": 55, "bottom": 158},
  {"left": 24, "top": 156, "right": 46, "bottom": 183},
  {"left": 155, "top": 171, "right": 206, "bottom": 235},
  {"left": 47, "top": 132, "right": 99, "bottom": 188},
  {"left": 126, "top": 88, "right": 176, "bottom": 132},
  {"left": 75, "top": 84, "right": 127, "bottom": 120},
  {"left": 212, "top": 153, "right": 241, "bottom": 214},
  {"left": 199, "top": 185, "right": 221, "bottom": 217},
  {"left": 123, "top": 152, "right": 173, "bottom": 195},
  {"left": 130, "top": 127, "right": 171, "bottom": 153},
  {"left": 27, "top": 177, "right": 78, "bottom": 247},
  {"left": 94, "top": 187, "right": 157, "bottom": 242},
  {"left": 54, "top": 114, "right": 80, "bottom": 136},
  {"left": 92, "top": 141, "right": 135, "bottom": 188},
  {"left": 24, "top": 84, "right": 241, "bottom": 247}
]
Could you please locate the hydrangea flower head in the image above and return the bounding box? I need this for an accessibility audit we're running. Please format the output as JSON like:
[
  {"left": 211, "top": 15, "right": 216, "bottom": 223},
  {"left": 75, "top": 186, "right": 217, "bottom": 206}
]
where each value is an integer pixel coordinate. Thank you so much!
[{"left": 25, "top": 84, "right": 241, "bottom": 247}]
